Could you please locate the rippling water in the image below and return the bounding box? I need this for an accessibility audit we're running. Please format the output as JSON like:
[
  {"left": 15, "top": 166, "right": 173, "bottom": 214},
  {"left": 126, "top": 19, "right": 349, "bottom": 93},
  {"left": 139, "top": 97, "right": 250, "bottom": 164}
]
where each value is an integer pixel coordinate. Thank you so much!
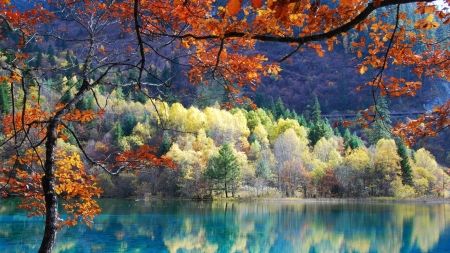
[{"left": 1, "top": 198, "right": 450, "bottom": 252}]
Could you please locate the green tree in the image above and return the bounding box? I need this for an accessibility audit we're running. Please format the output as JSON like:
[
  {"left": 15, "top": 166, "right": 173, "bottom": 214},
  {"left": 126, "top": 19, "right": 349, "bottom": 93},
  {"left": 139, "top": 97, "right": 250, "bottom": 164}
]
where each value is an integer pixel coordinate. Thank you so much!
[
  {"left": 254, "top": 92, "right": 266, "bottom": 109},
  {"left": 333, "top": 127, "right": 341, "bottom": 137},
  {"left": 255, "top": 158, "right": 270, "bottom": 180},
  {"left": 343, "top": 128, "right": 352, "bottom": 143},
  {"left": 397, "top": 140, "right": 413, "bottom": 187},
  {"left": 274, "top": 97, "right": 285, "bottom": 119},
  {"left": 0, "top": 82, "right": 11, "bottom": 115},
  {"left": 347, "top": 133, "right": 364, "bottom": 150},
  {"left": 297, "top": 115, "right": 307, "bottom": 127},
  {"left": 343, "top": 128, "right": 364, "bottom": 150},
  {"left": 114, "top": 122, "right": 124, "bottom": 146},
  {"left": 311, "top": 93, "right": 321, "bottom": 124},
  {"left": 76, "top": 93, "right": 95, "bottom": 111},
  {"left": 308, "top": 120, "right": 333, "bottom": 146},
  {"left": 367, "top": 96, "right": 392, "bottom": 145},
  {"left": 35, "top": 50, "right": 44, "bottom": 68},
  {"left": 206, "top": 143, "right": 240, "bottom": 198},
  {"left": 122, "top": 114, "right": 137, "bottom": 136},
  {"left": 158, "top": 131, "right": 173, "bottom": 157}
]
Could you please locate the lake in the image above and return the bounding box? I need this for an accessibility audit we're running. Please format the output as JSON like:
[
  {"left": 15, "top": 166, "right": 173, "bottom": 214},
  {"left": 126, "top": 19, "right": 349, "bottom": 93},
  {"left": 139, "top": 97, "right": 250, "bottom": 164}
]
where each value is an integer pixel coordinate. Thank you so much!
[{"left": 1, "top": 198, "right": 450, "bottom": 252}]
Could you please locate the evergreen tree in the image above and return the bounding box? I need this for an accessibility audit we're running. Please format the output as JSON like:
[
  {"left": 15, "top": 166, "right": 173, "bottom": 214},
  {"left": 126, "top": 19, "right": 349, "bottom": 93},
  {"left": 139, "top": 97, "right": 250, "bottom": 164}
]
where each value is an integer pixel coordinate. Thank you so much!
[
  {"left": 347, "top": 133, "right": 364, "bottom": 150},
  {"left": 397, "top": 140, "right": 414, "bottom": 186},
  {"left": 255, "top": 159, "right": 270, "bottom": 180},
  {"left": 343, "top": 128, "right": 351, "bottom": 142},
  {"left": 308, "top": 119, "right": 333, "bottom": 146},
  {"left": 291, "top": 110, "right": 298, "bottom": 120},
  {"left": 76, "top": 93, "right": 95, "bottom": 111},
  {"left": 334, "top": 127, "right": 341, "bottom": 137},
  {"left": 367, "top": 96, "right": 392, "bottom": 145},
  {"left": 311, "top": 93, "right": 321, "bottom": 124},
  {"left": 98, "top": 84, "right": 106, "bottom": 95},
  {"left": 122, "top": 114, "right": 137, "bottom": 136},
  {"left": 284, "top": 108, "right": 291, "bottom": 119},
  {"left": 205, "top": 143, "right": 240, "bottom": 198},
  {"left": 274, "top": 97, "right": 285, "bottom": 119},
  {"left": 323, "top": 119, "right": 334, "bottom": 137},
  {"left": 157, "top": 131, "right": 172, "bottom": 157},
  {"left": 115, "top": 87, "right": 125, "bottom": 100},
  {"left": 0, "top": 82, "right": 11, "bottom": 114},
  {"left": 254, "top": 92, "right": 266, "bottom": 109},
  {"left": 297, "top": 115, "right": 307, "bottom": 126},
  {"left": 249, "top": 133, "right": 258, "bottom": 144},
  {"left": 60, "top": 89, "right": 73, "bottom": 104},
  {"left": 343, "top": 128, "right": 363, "bottom": 150},
  {"left": 114, "top": 122, "right": 124, "bottom": 146},
  {"left": 269, "top": 97, "right": 276, "bottom": 119},
  {"left": 136, "top": 90, "right": 149, "bottom": 104},
  {"left": 35, "top": 50, "right": 44, "bottom": 68}
]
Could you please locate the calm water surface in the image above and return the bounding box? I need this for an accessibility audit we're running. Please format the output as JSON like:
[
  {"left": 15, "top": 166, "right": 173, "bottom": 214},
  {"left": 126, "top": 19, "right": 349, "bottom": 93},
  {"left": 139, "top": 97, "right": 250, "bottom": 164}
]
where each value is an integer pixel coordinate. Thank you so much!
[{"left": 1, "top": 198, "right": 450, "bottom": 252}]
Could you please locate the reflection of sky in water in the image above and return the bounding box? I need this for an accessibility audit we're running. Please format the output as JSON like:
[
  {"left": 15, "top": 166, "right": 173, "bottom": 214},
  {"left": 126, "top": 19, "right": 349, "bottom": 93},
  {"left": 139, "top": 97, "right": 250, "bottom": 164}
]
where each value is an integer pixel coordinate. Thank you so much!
[{"left": 1, "top": 199, "right": 450, "bottom": 252}]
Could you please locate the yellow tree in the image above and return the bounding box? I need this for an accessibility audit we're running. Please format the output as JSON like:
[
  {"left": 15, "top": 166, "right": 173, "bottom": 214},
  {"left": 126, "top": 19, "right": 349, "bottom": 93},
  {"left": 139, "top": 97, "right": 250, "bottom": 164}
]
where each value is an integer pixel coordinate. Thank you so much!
[
  {"left": 413, "top": 148, "right": 450, "bottom": 196},
  {"left": 273, "top": 128, "right": 309, "bottom": 196},
  {"left": 373, "top": 139, "right": 402, "bottom": 196},
  {"left": 341, "top": 147, "right": 371, "bottom": 196}
]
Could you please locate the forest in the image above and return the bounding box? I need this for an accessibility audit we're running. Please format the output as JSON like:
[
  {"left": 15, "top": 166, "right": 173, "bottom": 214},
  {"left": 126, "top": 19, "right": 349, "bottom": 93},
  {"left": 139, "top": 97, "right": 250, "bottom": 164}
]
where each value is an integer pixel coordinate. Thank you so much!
[
  {"left": 1, "top": 0, "right": 450, "bottom": 252},
  {"left": 2, "top": 73, "right": 447, "bottom": 199}
]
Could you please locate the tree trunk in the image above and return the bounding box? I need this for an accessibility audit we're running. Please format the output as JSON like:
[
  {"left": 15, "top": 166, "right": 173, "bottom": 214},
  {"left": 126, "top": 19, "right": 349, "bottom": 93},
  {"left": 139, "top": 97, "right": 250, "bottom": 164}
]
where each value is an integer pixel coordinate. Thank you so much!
[
  {"left": 39, "top": 119, "right": 59, "bottom": 253},
  {"left": 39, "top": 175, "right": 58, "bottom": 253},
  {"left": 225, "top": 181, "right": 228, "bottom": 198}
]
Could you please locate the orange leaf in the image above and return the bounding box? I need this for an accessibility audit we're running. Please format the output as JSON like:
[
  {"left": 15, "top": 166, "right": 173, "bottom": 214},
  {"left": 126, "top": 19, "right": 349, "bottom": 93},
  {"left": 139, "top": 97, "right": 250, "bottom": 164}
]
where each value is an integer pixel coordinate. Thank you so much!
[
  {"left": 60, "top": 134, "right": 68, "bottom": 141},
  {"left": 251, "top": 0, "right": 263, "bottom": 8},
  {"left": 97, "top": 109, "right": 106, "bottom": 120},
  {"left": 227, "top": 0, "right": 241, "bottom": 15}
]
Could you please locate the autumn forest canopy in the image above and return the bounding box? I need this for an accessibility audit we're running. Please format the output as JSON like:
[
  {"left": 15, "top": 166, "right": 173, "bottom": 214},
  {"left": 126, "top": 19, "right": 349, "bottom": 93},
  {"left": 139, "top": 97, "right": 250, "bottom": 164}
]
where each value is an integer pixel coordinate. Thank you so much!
[{"left": 0, "top": 0, "right": 450, "bottom": 252}]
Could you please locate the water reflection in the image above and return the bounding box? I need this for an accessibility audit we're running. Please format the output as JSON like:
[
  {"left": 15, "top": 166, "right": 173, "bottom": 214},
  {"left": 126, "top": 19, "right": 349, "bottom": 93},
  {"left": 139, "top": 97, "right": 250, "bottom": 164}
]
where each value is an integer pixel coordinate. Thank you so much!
[{"left": 1, "top": 199, "right": 450, "bottom": 252}]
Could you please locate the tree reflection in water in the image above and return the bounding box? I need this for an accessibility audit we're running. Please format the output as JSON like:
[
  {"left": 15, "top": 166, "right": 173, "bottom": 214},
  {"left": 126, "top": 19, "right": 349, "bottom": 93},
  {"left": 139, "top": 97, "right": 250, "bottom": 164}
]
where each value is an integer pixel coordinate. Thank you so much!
[{"left": 1, "top": 199, "right": 450, "bottom": 252}]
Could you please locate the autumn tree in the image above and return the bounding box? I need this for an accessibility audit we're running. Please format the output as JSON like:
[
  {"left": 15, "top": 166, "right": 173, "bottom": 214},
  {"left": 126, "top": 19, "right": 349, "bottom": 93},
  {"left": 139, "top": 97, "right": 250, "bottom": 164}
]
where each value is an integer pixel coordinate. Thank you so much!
[
  {"left": 274, "top": 128, "right": 309, "bottom": 196},
  {"left": 0, "top": 1, "right": 174, "bottom": 252},
  {"left": 373, "top": 139, "right": 402, "bottom": 195},
  {"left": 340, "top": 148, "right": 372, "bottom": 196}
]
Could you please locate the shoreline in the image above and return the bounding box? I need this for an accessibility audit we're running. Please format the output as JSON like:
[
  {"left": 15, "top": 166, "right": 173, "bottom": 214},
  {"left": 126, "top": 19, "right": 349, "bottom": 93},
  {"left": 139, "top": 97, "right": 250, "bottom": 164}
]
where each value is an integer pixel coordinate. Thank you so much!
[{"left": 132, "top": 196, "right": 450, "bottom": 204}]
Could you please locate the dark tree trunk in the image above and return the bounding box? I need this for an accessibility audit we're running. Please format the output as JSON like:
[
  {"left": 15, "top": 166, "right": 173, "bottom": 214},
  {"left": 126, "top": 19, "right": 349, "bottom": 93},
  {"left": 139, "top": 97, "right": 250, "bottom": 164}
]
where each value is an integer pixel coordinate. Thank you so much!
[
  {"left": 225, "top": 181, "right": 228, "bottom": 198},
  {"left": 39, "top": 119, "right": 59, "bottom": 253},
  {"left": 39, "top": 175, "right": 58, "bottom": 253}
]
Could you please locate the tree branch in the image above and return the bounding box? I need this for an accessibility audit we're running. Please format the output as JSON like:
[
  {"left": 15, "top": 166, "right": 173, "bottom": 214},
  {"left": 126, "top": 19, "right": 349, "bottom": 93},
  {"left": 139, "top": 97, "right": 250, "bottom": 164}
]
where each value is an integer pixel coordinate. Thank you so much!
[{"left": 165, "top": 0, "right": 434, "bottom": 45}]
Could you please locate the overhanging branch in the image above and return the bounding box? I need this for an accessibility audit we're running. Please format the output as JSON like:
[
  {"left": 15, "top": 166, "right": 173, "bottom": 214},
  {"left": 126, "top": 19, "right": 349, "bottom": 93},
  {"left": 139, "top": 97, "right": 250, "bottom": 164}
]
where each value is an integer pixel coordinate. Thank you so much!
[{"left": 165, "top": 0, "right": 435, "bottom": 45}]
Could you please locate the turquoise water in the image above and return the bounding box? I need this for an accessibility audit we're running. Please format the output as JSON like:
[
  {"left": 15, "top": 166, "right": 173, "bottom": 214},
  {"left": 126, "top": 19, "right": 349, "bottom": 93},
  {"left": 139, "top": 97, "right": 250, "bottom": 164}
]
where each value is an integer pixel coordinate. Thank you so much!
[{"left": 1, "top": 199, "right": 450, "bottom": 252}]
